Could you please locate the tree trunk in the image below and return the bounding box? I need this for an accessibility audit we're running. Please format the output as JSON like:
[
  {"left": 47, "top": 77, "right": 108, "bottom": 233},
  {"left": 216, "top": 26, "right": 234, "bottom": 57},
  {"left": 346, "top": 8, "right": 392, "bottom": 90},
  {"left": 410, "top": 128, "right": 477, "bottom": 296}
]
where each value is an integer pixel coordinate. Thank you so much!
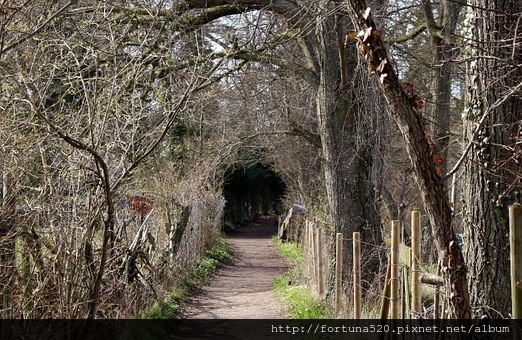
[
  {"left": 314, "top": 2, "right": 382, "bottom": 288},
  {"left": 462, "top": 0, "right": 522, "bottom": 318},
  {"left": 344, "top": 0, "right": 471, "bottom": 318},
  {"left": 425, "top": 0, "right": 462, "bottom": 162}
]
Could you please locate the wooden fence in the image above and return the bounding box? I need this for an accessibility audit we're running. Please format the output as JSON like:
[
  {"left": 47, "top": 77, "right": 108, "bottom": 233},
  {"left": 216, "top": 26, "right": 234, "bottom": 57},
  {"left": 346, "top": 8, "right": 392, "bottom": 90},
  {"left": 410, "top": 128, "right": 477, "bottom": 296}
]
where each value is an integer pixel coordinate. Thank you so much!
[{"left": 300, "top": 203, "right": 521, "bottom": 319}]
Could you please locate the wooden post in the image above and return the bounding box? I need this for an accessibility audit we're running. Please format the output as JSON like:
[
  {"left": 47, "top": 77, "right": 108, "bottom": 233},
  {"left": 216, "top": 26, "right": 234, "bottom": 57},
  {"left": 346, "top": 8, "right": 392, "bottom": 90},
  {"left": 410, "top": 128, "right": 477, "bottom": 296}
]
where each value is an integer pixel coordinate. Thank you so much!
[
  {"left": 315, "top": 225, "right": 324, "bottom": 296},
  {"left": 353, "top": 232, "right": 361, "bottom": 319},
  {"left": 411, "top": 210, "right": 421, "bottom": 317},
  {"left": 311, "top": 223, "right": 317, "bottom": 284},
  {"left": 510, "top": 204, "right": 522, "bottom": 319},
  {"left": 306, "top": 221, "right": 311, "bottom": 279},
  {"left": 303, "top": 221, "right": 307, "bottom": 273},
  {"left": 380, "top": 255, "right": 391, "bottom": 319},
  {"left": 335, "top": 232, "right": 343, "bottom": 314},
  {"left": 391, "top": 220, "right": 400, "bottom": 319},
  {"left": 402, "top": 263, "right": 410, "bottom": 319}
]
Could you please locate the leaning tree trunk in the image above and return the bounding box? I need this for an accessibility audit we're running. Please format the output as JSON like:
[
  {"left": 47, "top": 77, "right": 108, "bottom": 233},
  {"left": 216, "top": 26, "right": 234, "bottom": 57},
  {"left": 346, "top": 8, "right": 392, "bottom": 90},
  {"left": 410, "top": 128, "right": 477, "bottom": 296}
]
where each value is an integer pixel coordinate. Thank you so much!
[
  {"left": 462, "top": 0, "right": 522, "bottom": 318},
  {"left": 344, "top": 0, "right": 471, "bottom": 318}
]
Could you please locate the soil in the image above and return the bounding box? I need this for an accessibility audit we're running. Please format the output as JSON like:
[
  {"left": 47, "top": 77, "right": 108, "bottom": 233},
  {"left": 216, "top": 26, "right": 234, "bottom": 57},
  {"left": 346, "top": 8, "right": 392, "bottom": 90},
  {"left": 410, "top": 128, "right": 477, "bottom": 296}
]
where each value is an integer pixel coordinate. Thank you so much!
[{"left": 182, "top": 217, "right": 290, "bottom": 319}]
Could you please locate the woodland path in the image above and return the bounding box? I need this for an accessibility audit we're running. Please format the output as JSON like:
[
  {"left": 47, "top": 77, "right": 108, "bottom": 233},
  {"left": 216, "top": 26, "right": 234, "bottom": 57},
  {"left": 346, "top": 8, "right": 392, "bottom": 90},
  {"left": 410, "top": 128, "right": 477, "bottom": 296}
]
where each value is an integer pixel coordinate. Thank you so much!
[{"left": 182, "top": 217, "right": 289, "bottom": 319}]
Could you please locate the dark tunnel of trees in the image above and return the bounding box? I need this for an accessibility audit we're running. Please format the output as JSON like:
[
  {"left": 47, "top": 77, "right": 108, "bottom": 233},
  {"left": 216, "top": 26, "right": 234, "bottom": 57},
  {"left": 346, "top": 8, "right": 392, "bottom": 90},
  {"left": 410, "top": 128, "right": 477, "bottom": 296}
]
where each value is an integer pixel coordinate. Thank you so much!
[{"left": 223, "top": 163, "right": 286, "bottom": 229}]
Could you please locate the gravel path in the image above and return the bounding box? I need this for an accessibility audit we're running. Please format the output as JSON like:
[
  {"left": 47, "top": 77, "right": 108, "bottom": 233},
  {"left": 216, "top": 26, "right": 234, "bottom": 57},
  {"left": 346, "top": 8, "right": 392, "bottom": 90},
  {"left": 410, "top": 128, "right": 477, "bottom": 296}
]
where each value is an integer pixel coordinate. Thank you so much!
[{"left": 182, "top": 217, "right": 289, "bottom": 319}]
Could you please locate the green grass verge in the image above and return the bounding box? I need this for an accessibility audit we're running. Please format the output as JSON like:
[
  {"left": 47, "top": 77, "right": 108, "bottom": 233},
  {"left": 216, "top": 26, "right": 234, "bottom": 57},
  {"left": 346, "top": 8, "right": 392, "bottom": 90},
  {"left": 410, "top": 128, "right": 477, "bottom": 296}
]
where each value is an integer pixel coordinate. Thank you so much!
[
  {"left": 272, "top": 238, "right": 329, "bottom": 319},
  {"left": 140, "top": 235, "right": 231, "bottom": 319},
  {"left": 273, "top": 237, "right": 304, "bottom": 264}
]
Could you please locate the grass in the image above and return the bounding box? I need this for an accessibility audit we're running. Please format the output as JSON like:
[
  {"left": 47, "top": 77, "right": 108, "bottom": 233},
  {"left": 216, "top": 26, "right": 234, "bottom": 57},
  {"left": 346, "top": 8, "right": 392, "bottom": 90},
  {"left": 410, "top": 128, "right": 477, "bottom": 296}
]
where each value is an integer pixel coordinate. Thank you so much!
[
  {"left": 273, "top": 236, "right": 304, "bottom": 264},
  {"left": 272, "top": 237, "right": 330, "bottom": 319},
  {"left": 140, "top": 235, "right": 231, "bottom": 319},
  {"left": 272, "top": 274, "right": 329, "bottom": 319}
]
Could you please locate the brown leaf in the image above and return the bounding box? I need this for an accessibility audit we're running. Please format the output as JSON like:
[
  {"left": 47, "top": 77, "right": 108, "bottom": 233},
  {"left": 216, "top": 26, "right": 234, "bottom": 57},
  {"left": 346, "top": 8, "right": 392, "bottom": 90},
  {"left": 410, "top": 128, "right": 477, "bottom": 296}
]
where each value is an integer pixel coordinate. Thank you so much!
[
  {"left": 372, "top": 29, "right": 384, "bottom": 40},
  {"left": 403, "top": 81, "right": 414, "bottom": 95},
  {"left": 368, "top": 63, "right": 375, "bottom": 74},
  {"left": 414, "top": 96, "right": 425, "bottom": 109},
  {"left": 358, "top": 43, "right": 367, "bottom": 56},
  {"left": 345, "top": 32, "right": 357, "bottom": 48}
]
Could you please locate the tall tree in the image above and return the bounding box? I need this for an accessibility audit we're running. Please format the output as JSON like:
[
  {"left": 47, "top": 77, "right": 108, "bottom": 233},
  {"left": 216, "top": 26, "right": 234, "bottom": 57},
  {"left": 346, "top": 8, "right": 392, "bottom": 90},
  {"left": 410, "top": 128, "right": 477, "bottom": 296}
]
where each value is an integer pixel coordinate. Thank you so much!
[
  {"left": 313, "top": 1, "right": 382, "bottom": 270},
  {"left": 423, "top": 0, "right": 463, "bottom": 162},
  {"left": 462, "top": 0, "right": 522, "bottom": 318}
]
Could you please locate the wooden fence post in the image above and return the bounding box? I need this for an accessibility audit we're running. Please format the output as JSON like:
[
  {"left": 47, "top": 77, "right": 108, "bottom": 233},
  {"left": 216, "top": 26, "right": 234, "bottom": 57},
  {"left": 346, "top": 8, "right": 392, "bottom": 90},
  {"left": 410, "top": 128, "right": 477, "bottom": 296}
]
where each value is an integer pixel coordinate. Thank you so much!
[
  {"left": 335, "top": 232, "right": 343, "bottom": 314},
  {"left": 510, "top": 204, "right": 522, "bottom": 319},
  {"left": 380, "top": 255, "right": 391, "bottom": 319},
  {"left": 411, "top": 210, "right": 421, "bottom": 317},
  {"left": 306, "top": 221, "right": 312, "bottom": 280},
  {"left": 353, "top": 232, "right": 361, "bottom": 319},
  {"left": 391, "top": 220, "right": 400, "bottom": 319},
  {"left": 311, "top": 222, "right": 317, "bottom": 284},
  {"left": 315, "top": 224, "right": 324, "bottom": 296}
]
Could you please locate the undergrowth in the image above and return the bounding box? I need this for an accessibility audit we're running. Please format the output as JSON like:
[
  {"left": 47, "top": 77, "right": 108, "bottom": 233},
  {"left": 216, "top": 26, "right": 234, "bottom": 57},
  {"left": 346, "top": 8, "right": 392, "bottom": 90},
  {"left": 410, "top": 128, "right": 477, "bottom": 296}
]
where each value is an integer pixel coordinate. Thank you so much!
[
  {"left": 272, "top": 238, "right": 329, "bottom": 319},
  {"left": 140, "top": 235, "right": 230, "bottom": 318}
]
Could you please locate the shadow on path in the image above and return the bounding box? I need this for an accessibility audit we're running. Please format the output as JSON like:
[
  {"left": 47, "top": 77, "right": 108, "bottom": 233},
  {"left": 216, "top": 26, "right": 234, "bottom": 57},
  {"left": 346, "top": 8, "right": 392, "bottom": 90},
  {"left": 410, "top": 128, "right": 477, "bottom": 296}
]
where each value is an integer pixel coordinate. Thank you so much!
[{"left": 182, "top": 217, "right": 289, "bottom": 319}]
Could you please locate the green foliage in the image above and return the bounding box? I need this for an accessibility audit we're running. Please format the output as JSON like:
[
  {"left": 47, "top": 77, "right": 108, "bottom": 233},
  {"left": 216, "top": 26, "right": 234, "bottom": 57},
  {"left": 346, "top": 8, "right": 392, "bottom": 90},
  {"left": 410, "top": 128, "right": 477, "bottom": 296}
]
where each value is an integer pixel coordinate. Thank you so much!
[
  {"left": 141, "top": 288, "right": 186, "bottom": 319},
  {"left": 140, "top": 235, "right": 230, "bottom": 319}
]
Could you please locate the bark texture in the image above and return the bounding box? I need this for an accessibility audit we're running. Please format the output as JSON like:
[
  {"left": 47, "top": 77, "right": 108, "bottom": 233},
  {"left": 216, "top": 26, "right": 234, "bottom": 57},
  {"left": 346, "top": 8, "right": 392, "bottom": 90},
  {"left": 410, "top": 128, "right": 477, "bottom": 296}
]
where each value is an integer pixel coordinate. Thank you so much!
[{"left": 463, "top": 0, "right": 522, "bottom": 318}]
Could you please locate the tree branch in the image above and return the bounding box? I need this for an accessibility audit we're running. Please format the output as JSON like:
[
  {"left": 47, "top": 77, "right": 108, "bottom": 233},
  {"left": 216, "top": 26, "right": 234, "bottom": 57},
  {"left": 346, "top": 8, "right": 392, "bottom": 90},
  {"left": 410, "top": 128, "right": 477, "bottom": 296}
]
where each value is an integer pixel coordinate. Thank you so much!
[
  {"left": 285, "top": 121, "right": 322, "bottom": 148},
  {"left": 1, "top": 1, "right": 75, "bottom": 55},
  {"left": 387, "top": 22, "right": 427, "bottom": 44}
]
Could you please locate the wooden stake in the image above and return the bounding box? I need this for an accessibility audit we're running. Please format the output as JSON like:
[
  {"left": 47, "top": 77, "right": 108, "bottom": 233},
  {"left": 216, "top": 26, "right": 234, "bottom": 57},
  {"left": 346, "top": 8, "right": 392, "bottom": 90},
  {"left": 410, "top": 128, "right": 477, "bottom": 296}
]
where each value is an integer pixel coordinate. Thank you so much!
[
  {"left": 311, "top": 223, "right": 317, "bottom": 284},
  {"left": 380, "top": 254, "right": 391, "bottom": 319},
  {"left": 302, "top": 221, "right": 306, "bottom": 274},
  {"left": 391, "top": 220, "right": 400, "bottom": 319},
  {"left": 335, "top": 232, "right": 344, "bottom": 315},
  {"left": 353, "top": 232, "right": 361, "bottom": 318},
  {"left": 306, "top": 221, "right": 312, "bottom": 280},
  {"left": 402, "top": 263, "right": 410, "bottom": 319},
  {"left": 411, "top": 210, "right": 421, "bottom": 317},
  {"left": 510, "top": 204, "right": 522, "bottom": 319},
  {"left": 315, "top": 225, "right": 324, "bottom": 296}
]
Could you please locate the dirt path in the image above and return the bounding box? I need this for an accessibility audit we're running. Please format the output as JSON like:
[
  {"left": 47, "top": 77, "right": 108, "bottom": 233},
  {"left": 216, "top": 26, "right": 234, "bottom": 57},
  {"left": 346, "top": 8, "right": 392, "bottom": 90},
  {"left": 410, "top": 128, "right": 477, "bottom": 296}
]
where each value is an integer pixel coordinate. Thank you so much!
[{"left": 182, "top": 217, "right": 289, "bottom": 319}]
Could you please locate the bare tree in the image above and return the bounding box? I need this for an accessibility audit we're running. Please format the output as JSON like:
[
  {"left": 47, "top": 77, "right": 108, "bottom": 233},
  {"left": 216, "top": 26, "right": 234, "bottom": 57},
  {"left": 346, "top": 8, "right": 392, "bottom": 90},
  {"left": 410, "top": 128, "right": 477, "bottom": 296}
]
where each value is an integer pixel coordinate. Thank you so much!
[{"left": 461, "top": 0, "right": 522, "bottom": 318}]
